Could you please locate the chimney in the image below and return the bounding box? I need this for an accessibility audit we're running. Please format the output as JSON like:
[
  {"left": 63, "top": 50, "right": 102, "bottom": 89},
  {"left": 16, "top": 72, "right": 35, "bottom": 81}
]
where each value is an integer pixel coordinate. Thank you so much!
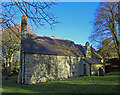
[
  {"left": 21, "top": 15, "right": 27, "bottom": 39},
  {"left": 18, "top": 15, "right": 27, "bottom": 84}
]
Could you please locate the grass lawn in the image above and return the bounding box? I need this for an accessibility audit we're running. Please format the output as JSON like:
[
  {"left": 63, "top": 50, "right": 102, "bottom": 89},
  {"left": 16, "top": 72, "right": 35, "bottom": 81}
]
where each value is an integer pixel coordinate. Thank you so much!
[{"left": 2, "top": 72, "right": 120, "bottom": 94}]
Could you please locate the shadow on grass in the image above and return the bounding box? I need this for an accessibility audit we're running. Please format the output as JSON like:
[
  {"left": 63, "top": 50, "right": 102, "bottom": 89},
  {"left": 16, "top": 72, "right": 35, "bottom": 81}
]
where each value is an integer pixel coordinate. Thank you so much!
[{"left": 2, "top": 76, "right": 119, "bottom": 94}]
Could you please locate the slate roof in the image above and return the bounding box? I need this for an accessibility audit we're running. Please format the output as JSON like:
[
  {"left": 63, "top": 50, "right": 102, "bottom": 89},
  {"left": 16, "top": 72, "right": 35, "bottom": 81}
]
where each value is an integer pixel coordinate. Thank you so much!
[
  {"left": 23, "top": 34, "right": 83, "bottom": 57},
  {"left": 23, "top": 34, "right": 103, "bottom": 63},
  {"left": 76, "top": 44, "right": 102, "bottom": 59},
  {"left": 83, "top": 57, "right": 103, "bottom": 64},
  {"left": 76, "top": 44, "right": 85, "bottom": 55}
]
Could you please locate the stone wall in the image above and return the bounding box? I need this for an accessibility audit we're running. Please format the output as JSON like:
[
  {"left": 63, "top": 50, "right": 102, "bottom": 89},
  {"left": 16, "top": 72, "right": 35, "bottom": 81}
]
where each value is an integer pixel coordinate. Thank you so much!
[
  {"left": 18, "top": 53, "right": 104, "bottom": 84},
  {"left": 80, "top": 60, "right": 90, "bottom": 76},
  {"left": 23, "top": 53, "right": 86, "bottom": 84}
]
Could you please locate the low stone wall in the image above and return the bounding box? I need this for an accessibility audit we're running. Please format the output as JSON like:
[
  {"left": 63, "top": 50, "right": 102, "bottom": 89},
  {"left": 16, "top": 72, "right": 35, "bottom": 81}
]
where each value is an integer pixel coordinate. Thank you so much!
[{"left": 23, "top": 53, "right": 84, "bottom": 84}]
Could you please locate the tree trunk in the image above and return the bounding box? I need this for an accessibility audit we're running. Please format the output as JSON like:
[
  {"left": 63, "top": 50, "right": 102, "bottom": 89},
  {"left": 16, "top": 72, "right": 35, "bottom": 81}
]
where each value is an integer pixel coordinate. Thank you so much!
[
  {"left": 5, "top": 54, "right": 14, "bottom": 75},
  {"left": 111, "top": 11, "right": 120, "bottom": 60},
  {"left": 5, "top": 61, "right": 11, "bottom": 75}
]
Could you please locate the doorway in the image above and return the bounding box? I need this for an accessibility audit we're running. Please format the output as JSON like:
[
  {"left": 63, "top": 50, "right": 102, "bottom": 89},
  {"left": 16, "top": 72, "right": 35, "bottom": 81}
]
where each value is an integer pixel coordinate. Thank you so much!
[{"left": 84, "top": 64, "right": 86, "bottom": 75}]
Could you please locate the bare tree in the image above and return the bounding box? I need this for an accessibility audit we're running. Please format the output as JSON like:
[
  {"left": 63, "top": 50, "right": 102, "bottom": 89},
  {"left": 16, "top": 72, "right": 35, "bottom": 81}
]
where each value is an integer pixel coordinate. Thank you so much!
[
  {"left": 1, "top": 0, "right": 58, "bottom": 76},
  {"left": 0, "top": 0, "right": 58, "bottom": 38},
  {"left": 89, "top": 2, "right": 120, "bottom": 59},
  {"left": 2, "top": 24, "right": 21, "bottom": 75},
  {"left": 2, "top": 24, "right": 35, "bottom": 75}
]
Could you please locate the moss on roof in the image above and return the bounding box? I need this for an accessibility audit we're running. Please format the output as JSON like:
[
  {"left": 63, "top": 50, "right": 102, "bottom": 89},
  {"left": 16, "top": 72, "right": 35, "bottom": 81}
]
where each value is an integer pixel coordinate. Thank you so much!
[
  {"left": 83, "top": 57, "right": 103, "bottom": 64},
  {"left": 23, "top": 34, "right": 103, "bottom": 60},
  {"left": 23, "top": 34, "right": 83, "bottom": 57}
]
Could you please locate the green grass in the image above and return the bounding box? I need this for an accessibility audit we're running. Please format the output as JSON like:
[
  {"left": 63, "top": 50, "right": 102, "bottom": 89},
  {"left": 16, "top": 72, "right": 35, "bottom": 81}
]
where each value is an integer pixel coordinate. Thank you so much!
[{"left": 2, "top": 72, "right": 120, "bottom": 93}]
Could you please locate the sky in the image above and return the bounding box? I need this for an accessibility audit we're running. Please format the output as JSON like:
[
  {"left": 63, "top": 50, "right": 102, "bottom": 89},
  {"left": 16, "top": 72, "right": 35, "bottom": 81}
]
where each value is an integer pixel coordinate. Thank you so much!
[
  {"left": 1, "top": 2, "right": 100, "bottom": 48},
  {"left": 35, "top": 2, "right": 100, "bottom": 46}
]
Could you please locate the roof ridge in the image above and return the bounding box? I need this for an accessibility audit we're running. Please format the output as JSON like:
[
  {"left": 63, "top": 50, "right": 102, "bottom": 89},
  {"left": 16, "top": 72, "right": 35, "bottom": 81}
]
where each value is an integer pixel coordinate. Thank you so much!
[
  {"left": 31, "top": 34, "right": 74, "bottom": 42},
  {"left": 76, "top": 44, "right": 85, "bottom": 47}
]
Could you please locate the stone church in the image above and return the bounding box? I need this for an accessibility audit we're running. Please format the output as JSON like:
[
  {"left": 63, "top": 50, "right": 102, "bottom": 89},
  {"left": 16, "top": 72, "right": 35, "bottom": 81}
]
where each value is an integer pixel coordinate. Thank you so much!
[{"left": 18, "top": 15, "right": 104, "bottom": 84}]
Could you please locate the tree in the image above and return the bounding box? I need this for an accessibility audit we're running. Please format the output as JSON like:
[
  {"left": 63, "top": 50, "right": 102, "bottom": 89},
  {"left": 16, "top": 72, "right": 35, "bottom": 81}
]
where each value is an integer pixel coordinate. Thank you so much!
[
  {"left": 89, "top": 2, "right": 120, "bottom": 59},
  {"left": 2, "top": 25, "right": 21, "bottom": 75},
  {"left": 1, "top": 0, "right": 58, "bottom": 76},
  {"left": 2, "top": 24, "right": 35, "bottom": 75},
  {"left": 1, "top": 0, "right": 58, "bottom": 38},
  {"left": 97, "top": 38, "right": 118, "bottom": 59}
]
